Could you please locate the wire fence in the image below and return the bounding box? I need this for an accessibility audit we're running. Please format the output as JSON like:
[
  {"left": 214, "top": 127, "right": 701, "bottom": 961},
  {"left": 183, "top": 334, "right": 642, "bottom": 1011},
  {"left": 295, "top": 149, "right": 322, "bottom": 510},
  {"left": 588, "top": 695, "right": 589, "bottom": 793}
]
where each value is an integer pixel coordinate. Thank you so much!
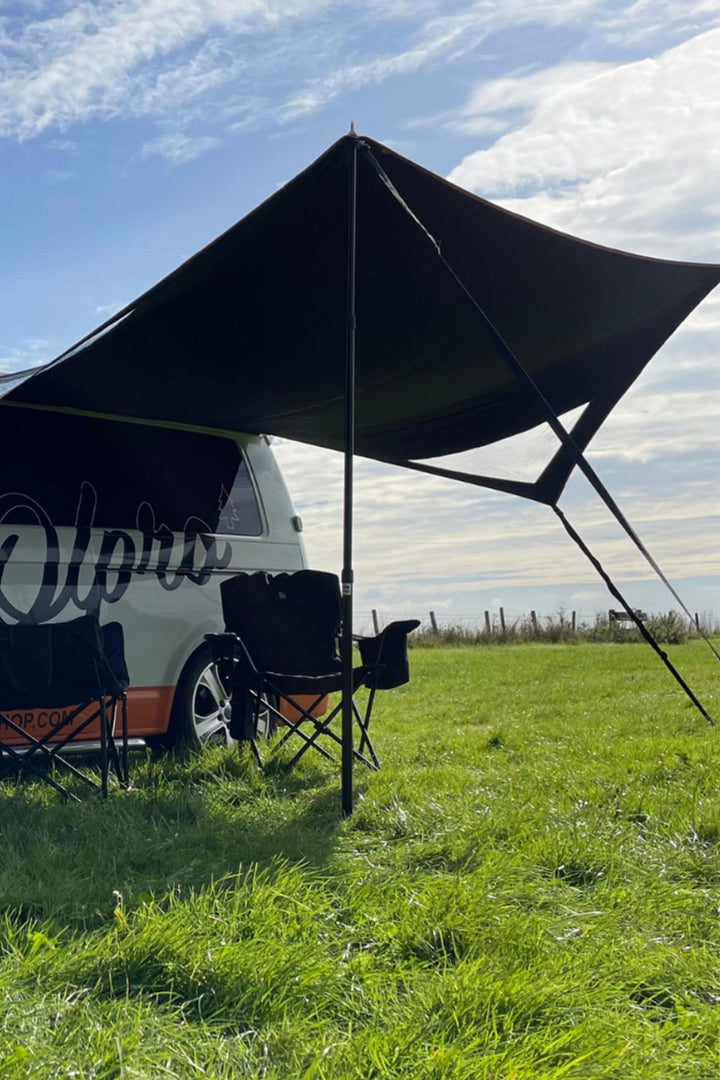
[{"left": 356, "top": 608, "right": 720, "bottom": 645}]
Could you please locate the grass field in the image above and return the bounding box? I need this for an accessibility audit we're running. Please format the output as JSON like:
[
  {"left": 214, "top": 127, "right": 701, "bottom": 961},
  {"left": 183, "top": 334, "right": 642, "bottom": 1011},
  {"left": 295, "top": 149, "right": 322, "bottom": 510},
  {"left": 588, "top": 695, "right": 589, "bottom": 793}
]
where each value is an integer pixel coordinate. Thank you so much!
[{"left": 1, "top": 640, "right": 720, "bottom": 1078}]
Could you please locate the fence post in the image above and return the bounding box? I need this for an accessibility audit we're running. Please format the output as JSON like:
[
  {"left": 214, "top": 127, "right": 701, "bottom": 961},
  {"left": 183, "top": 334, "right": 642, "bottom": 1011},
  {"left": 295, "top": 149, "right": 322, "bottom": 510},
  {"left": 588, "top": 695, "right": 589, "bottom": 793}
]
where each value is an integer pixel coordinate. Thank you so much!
[
  {"left": 499, "top": 606, "right": 506, "bottom": 637},
  {"left": 484, "top": 610, "right": 491, "bottom": 635},
  {"left": 429, "top": 610, "right": 438, "bottom": 634},
  {"left": 530, "top": 610, "right": 538, "bottom": 633},
  {"left": 572, "top": 611, "right": 576, "bottom": 632}
]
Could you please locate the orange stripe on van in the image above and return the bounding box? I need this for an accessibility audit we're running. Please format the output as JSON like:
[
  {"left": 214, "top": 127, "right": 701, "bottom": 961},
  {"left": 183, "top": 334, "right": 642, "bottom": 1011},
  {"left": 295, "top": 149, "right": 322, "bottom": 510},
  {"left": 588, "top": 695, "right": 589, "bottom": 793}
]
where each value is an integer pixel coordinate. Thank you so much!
[
  {"left": 279, "top": 695, "right": 329, "bottom": 723},
  {"left": 0, "top": 686, "right": 326, "bottom": 744},
  {"left": 0, "top": 686, "right": 174, "bottom": 745}
]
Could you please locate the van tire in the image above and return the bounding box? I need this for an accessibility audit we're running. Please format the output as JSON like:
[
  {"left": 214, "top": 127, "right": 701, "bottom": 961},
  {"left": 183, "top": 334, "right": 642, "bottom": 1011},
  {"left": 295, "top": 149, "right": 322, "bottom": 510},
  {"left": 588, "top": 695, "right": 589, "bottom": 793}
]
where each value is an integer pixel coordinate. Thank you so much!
[
  {"left": 161, "top": 644, "right": 277, "bottom": 753},
  {"left": 165, "top": 644, "right": 235, "bottom": 751}
]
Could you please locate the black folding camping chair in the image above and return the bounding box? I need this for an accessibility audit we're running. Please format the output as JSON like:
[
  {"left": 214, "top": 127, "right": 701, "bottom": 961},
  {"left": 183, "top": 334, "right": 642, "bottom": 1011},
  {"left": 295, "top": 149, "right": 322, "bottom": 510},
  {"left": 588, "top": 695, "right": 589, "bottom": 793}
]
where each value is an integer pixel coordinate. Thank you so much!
[
  {"left": 205, "top": 570, "right": 419, "bottom": 770},
  {"left": 0, "top": 614, "right": 130, "bottom": 800}
]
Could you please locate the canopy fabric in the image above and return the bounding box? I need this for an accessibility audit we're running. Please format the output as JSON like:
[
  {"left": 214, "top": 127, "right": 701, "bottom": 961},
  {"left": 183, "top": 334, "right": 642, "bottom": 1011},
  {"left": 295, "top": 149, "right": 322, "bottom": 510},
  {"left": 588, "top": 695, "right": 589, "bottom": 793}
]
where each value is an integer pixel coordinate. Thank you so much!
[{"left": 3, "top": 133, "right": 719, "bottom": 504}]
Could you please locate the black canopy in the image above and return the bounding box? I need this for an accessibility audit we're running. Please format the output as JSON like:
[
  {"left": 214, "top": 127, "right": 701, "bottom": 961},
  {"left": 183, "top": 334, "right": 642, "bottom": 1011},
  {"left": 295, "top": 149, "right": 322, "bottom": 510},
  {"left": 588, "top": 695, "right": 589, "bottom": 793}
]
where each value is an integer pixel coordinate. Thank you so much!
[
  {"left": 3, "top": 132, "right": 719, "bottom": 810},
  {"left": 3, "top": 134, "right": 719, "bottom": 506}
]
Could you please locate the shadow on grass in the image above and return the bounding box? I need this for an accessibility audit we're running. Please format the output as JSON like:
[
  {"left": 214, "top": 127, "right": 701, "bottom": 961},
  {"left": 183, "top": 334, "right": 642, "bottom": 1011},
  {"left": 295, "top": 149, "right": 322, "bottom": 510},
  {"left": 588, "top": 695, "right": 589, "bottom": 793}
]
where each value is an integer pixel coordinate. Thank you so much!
[{"left": 0, "top": 744, "right": 347, "bottom": 930}]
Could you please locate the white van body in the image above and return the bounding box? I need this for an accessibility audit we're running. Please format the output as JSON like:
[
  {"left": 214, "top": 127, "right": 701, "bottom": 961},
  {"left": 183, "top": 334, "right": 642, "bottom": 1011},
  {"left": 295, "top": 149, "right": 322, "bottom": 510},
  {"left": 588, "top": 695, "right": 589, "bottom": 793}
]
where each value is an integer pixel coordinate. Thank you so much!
[{"left": 0, "top": 409, "right": 307, "bottom": 747}]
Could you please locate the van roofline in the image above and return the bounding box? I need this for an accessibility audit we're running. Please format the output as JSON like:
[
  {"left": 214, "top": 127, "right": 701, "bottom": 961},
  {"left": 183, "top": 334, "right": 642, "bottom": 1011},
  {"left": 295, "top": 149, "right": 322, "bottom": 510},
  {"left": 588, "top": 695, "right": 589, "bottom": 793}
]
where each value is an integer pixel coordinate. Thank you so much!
[{"left": 0, "top": 399, "right": 262, "bottom": 443}]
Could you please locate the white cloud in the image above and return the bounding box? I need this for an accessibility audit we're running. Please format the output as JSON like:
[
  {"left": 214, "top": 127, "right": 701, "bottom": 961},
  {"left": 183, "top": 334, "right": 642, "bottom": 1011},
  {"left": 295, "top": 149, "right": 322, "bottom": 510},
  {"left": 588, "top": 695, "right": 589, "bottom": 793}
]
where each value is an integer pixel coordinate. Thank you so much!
[
  {"left": 0, "top": 0, "right": 622, "bottom": 142},
  {"left": 280, "top": 0, "right": 602, "bottom": 120},
  {"left": 447, "top": 29, "right": 720, "bottom": 260},
  {"left": 141, "top": 130, "right": 221, "bottom": 162},
  {"left": 669, "top": 294, "right": 720, "bottom": 335},
  {"left": 95, "top": 300, "right": 126, "bottom": 316},
  {"left": 598, "top": 0, "right": 720, "bottom": 46},
  {"left": 40, "top": 167, "right": 74, "bottom": 184},
  {"left": 0, "top": 339, "right": 54, "bottom": 372},
  {"left": 2, "top": 0, "right": 716, "bottom": 167},
  {"left": 452, "top": 61, "right": 610, "bottom": 136},
  {"left": 0, "top": 0, "right": 326, "bottom": 139},
  {"left": 274, "top": 429, "right": 719, "bottom": 618},
  {"left": 591, "top": 388, "right": 720, "bottom": 464},
  {"left": 47, "top": 137, "right": 78, "bottom": 152}
]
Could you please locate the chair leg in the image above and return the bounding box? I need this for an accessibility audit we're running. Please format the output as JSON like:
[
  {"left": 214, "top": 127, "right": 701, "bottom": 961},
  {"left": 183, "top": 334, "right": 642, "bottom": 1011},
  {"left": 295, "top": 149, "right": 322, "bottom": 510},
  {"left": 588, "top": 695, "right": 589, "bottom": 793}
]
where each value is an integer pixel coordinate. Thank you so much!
[
  {"left": 99, "top": 697, "right": 109, "bottom": 798},
  {"left": 271, "top": 693, "right": 328, "bottom": 750},
  {"left": 241, "top": 693, "right": 264, "bottom": 773},
  {"left": 282, "top": 697, "right": 378, "bottom": 772},
  {"left": 248, "top": 739, "right": 264, "bottom": 772},
  {"left": 0, "top": 740, "right": 80, "bottom": 801},
  {"left": 38, "top": 708, "right": 107, "bottom": 790},
  {"left": 275, "top": 722, "right": 336, "bottom": 762},
  {"left": 0, "top": 712, "right": 94, "bottom": 794},
  {"left": 267, "top": 695, "right": 337, "bottom": 763},
  {"left": 121, "top": 695, "right": 129, "bottom": 784},
  {"left": 272, "top": 697, "right": 340, "bottom": 765},
  {"left": 355, "top": 689, "right": 380, "bottom": 769},
  {"left": 107, "top": 710, "right": 121, "bottom": 780}
]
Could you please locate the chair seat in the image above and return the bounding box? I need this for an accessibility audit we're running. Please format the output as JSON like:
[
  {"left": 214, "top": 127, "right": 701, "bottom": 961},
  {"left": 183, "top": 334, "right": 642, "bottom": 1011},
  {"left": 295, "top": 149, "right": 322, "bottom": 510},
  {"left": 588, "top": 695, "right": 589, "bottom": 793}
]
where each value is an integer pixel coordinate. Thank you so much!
[{"left": 261, "top": 664, "right": 367, "bottom": 697}]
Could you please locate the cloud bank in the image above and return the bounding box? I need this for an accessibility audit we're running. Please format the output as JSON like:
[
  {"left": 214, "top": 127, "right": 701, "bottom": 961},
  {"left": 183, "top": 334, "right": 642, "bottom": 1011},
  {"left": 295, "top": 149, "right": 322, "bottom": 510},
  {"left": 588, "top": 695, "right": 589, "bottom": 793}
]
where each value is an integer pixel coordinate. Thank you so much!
[
  {"left": 4, "top": 0, "right": 718, "bottom": 156},
  {"left": 1, "top": 0, "right": 716, "bottom": 619}
]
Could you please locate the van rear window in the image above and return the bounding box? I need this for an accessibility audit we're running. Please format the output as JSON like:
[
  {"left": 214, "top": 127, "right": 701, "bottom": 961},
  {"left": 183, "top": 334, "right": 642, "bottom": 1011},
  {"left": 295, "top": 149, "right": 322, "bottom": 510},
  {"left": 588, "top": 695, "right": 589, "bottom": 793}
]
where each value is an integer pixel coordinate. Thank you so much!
[{"left": 0, "top": 407, "right": 262, "bottom": 535}]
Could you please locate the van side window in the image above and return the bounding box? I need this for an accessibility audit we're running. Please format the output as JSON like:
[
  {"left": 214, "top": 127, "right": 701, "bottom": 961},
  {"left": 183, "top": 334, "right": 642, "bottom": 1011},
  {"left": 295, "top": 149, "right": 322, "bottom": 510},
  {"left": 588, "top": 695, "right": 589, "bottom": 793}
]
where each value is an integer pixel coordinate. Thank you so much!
[
  {"left": 0, "top": 407, "right": 260, "bottom": 534},
  {"left": 217, "top": 459, "right": 262, "bottom": 536}
]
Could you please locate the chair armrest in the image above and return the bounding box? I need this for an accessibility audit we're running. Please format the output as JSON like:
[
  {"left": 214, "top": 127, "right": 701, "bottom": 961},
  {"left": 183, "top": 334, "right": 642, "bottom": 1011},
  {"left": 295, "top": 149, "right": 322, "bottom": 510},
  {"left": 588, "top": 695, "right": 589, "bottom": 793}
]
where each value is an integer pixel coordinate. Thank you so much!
[
  {"left": 357, "top": 620, "right": 420, "bottom": 689},
  {"left": 204, "top": 631, "right": 243, "bottom": 663},
  {"left": 204, "top": 633, "right": 259, "bottom": 692}
]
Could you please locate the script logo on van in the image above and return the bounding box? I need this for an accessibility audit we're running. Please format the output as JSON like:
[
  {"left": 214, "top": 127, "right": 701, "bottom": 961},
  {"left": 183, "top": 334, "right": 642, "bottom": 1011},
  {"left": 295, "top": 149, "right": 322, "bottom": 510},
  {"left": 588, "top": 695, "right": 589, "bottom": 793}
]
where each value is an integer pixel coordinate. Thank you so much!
[{"left": 0, "top": 483, "right": 232, "bottom": 624}]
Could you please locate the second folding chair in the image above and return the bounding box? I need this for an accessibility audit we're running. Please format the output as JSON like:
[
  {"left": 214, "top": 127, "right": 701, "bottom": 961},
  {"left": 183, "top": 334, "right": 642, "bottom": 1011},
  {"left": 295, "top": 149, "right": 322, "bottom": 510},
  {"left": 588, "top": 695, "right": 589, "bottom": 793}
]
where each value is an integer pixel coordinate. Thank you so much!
[
  {"left": 0, "top": 614, "right": 130, "bottom": 799},
  {"left": 206, "top": 570, "right": 418, "bottom": 770}
]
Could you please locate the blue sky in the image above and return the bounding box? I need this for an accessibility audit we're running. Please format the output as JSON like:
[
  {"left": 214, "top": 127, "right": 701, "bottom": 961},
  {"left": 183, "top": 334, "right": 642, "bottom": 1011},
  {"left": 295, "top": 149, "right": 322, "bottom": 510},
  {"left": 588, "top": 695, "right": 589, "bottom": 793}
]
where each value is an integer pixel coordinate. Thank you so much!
[{"left": 1, "top": 0, "right": 719, "bottom": 628}]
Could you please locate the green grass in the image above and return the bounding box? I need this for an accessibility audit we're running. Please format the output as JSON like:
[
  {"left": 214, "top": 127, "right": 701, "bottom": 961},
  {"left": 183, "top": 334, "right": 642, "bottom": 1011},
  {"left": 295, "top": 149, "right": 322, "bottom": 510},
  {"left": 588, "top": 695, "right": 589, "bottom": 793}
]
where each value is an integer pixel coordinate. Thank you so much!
[{"left": 2, "top": 641, "right": 720, "bottom": 1078}]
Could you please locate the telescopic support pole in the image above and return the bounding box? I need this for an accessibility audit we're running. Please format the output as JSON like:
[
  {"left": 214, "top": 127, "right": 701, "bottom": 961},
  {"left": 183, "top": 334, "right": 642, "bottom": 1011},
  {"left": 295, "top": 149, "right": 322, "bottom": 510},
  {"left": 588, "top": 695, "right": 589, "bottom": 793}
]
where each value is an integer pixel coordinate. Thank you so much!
[{"left": 341, "top": 137, "right": 359, "bottom": 817}]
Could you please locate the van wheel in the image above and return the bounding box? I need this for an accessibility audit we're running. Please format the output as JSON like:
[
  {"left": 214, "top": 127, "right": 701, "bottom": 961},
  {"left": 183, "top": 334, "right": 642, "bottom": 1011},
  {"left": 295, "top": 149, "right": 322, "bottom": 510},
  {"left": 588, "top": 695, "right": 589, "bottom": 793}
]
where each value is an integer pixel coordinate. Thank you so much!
[
  {"left": 164, "top": 644, "right": 276, "bottom": 751},
  {"left": 167, "top": 644, "right": 234, "bottom": 750}
]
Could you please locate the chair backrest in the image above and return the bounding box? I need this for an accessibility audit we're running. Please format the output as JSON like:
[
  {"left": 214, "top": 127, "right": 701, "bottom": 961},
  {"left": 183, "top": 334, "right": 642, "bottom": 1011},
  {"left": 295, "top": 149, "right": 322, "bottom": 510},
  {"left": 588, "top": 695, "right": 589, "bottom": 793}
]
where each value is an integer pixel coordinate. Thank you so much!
[
  {"left": 0, "top": 615, "right": 128, "bottom": 710},
  {"left": 220, "top": 570, "right": 343, "bottom": 676}
]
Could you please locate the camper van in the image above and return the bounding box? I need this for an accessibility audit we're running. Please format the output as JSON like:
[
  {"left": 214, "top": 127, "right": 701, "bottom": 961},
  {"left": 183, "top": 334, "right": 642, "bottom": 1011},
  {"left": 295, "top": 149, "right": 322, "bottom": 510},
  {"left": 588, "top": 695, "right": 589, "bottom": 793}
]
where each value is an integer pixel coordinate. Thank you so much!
[{"left": 0, "top": 406, "right": 307, "bottom": 750}]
